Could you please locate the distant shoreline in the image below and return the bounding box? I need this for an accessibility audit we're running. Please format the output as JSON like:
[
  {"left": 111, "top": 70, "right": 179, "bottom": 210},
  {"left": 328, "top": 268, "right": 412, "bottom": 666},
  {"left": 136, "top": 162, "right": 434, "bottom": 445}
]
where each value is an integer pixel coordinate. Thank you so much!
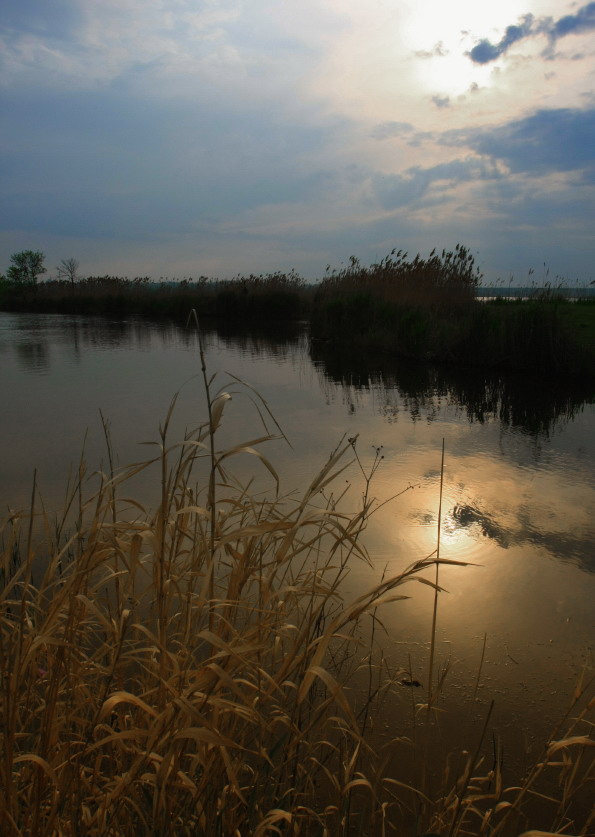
[{"left": 2, "top": 274, "right": 594, "bottom": 383}]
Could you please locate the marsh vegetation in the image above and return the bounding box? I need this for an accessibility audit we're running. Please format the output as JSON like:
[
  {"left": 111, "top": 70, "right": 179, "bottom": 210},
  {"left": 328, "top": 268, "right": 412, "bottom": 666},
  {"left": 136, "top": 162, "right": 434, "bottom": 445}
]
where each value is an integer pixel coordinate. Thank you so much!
[
  {"left": 2, "top": 246, "right": 594, "bottom": 381},
  {"left": 310, "top": 247, "right": 595, "bottom": 380},
  {"left": 0, "top": 270, "right": 312, "bottom": 323}
]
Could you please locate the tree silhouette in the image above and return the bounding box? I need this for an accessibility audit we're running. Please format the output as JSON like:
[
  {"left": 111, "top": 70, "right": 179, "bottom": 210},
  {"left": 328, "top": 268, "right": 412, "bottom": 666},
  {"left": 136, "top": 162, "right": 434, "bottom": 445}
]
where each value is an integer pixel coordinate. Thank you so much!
[
  {"left": 7, "top": 250, "right": 46, "bottom": 286},
  {"left": 56, "top": 258, "right": 80, "bottom": 285}
]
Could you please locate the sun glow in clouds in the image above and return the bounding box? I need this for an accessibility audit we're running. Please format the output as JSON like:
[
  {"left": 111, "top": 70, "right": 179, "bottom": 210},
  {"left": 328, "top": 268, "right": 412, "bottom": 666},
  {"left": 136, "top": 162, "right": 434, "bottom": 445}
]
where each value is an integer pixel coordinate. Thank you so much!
[
  {"left": 415, "top": 47, "right": 494, "bottom": 100},
  {"left": 403, "top": 0, "right": 529, "bottom": 97}
]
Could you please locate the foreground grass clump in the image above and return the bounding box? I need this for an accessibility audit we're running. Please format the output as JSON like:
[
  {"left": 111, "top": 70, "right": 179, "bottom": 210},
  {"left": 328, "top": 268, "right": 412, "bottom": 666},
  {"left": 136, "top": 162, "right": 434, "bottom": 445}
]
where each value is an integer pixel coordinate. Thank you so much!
[{"left": 1, "top": 347, "right": 593, "bottom": 835}]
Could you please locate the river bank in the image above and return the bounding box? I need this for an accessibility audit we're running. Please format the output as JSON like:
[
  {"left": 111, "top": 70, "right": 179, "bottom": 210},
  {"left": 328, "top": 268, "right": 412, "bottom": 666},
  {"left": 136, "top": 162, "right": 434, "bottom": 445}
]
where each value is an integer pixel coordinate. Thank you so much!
[{"left": 2, "top": 250, "right": 594, "bottom": 382}]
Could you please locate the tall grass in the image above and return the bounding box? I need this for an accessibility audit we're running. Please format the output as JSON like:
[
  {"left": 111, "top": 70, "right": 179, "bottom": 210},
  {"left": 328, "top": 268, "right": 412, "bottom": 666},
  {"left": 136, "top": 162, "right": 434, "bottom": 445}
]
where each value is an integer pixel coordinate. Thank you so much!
[
  {"left": 311, "top": 246, "right": 480, "bottom": 357},
  {"left": 318, "top": 246, "right": 481, "bottom": 307},
  {"left": 1, "top": 334, "right": 593, "bottom": 835},
  {"left": 310, "top": 249, "right": 595, "bottom": 380}
]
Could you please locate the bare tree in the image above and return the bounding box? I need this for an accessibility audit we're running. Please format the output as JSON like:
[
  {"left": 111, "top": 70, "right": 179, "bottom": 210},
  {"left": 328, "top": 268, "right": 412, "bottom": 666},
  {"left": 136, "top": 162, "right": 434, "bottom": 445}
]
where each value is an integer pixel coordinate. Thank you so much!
[{"left": 56, "top": 258, "right": 81, "bottom": 285}]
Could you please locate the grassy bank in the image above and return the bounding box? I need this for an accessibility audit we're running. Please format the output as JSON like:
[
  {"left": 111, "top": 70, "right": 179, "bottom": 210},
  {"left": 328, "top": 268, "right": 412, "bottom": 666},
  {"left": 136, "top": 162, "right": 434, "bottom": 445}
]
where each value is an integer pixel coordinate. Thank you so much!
[{"left": 1, "top": 346, "right": 593, "bottom": 836}]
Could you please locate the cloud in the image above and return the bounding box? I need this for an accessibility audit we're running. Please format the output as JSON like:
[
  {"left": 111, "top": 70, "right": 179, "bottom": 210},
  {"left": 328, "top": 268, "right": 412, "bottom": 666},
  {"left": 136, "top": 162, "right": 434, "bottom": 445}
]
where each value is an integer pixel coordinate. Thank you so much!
[
  {"left": 370, "top": 121, "right": 415, "bottom": 140},
  {"left": 373, "top": 157, "right": 500, "bottom": 210},
  {"left": 1, "top": 0, "right": 594, "bottom": 286},
  {"left": 366, "top": 105, "right": 594, "bottom": 283},
  {"left": 468, "top": 15, "right": 534, "bottom": 64},
  {"left": 0, "top": 82, "right": 345, "bottom": 242},
  {"left": 553, "top": 1, "right": 595, "bottom": 37},
  {"left": 415, "top": 41, "right": 448, "bottom": 59},
  {"left": 456, "top": 107, "right": 595, "bottom": 176},
  {"left": 1, "top": 0, "right": 81, "bottom": 40},
  {"left": 0, "top": 0, "right": 330, "bottom": 105},
  {"left": 431, "top": 95, "right": 450, "bottom": 109},
  {"left": 0, "top": 0, "right": 248, "bottom": 95},
  {"left": 468, "top": 3, "right": 595, "bottom": 64}
]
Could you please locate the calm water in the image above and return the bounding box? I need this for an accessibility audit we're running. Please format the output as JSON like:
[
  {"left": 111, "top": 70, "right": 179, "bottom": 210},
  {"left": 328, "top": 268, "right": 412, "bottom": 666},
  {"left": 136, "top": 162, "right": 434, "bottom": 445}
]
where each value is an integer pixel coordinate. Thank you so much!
[{"left": 1, "top": 311, "right": 594, "bottom": 769}]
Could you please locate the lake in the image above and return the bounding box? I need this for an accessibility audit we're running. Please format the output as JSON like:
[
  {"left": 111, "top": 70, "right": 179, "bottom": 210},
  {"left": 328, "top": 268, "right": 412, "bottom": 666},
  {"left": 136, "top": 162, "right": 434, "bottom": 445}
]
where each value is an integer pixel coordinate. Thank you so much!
[{"left": 1, "top": 310, "right": 594, "bottom": 785}]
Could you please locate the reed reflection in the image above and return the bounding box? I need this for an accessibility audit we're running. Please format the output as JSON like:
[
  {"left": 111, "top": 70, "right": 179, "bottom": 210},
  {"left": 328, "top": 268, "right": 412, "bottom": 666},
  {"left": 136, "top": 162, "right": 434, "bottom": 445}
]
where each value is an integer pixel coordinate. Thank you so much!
[
  {"left": 14, "top": 312, "right": 592, "bottom": 440},
  {"left": 9, "top": 314, "right": 305, "bottom": 371},
  {"left": 14, "top": 341, "right": 50, "bottom": 373},
  {"left": 310, "top": 340, "right": 595, "bottom": 437}
]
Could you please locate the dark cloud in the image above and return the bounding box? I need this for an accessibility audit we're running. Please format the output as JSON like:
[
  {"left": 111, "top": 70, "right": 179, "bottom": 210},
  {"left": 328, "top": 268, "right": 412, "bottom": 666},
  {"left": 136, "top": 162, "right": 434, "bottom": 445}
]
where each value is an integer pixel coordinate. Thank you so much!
[
  {"left": 553, "top": 1, "right": 595, "bottom": 36},
  {"left": 366, "top": 108, "right": 594, "bottom": 283},
  {"left": 374, "top": 171, "right": 429, "bottom": 209},
  {"left": 370, "top": 107, "right": 594, "bottom": 246},
  {"left": 457, "top": 107, "right": 595, "bottom": 176},
  {"left": 468, "top": 41, "right": 501, "bottom": 64},
  {"left": 371, "top": 121, "right": 415, "bottom": 140},
  {"left": 469, "top": 15, "right": 534, "bottom": 64},
  {"left": 373, "top": 158, "right": 499, "bottom": 210},
  {"left": 468, "top": 3, "right": 595, "bottom": 64},
  {"left": 1, "top": 0, "right": 80, "bottom": 39},
  {"left": 431, "top": 95, "right": 450, "bottom": 109}
]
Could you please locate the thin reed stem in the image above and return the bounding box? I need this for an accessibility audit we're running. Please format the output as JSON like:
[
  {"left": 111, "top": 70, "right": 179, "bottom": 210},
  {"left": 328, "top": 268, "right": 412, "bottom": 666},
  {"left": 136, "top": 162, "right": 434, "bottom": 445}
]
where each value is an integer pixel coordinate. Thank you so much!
[
  {"left": 473, "top": 632, "right": 487, "bottom": 701},
  {"left": 188, "top": 308, "right": 218, "bottom": 635},
  {"left": 427, "top": 439, "right": 445, "bottom": 712}
]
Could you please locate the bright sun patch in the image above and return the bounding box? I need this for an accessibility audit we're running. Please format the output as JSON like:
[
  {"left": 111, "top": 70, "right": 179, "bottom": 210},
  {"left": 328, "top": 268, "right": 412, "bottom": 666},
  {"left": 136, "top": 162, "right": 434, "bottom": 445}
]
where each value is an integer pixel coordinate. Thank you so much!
[{"left": 404, "top": 0, "right": 530, "bottom": 97}]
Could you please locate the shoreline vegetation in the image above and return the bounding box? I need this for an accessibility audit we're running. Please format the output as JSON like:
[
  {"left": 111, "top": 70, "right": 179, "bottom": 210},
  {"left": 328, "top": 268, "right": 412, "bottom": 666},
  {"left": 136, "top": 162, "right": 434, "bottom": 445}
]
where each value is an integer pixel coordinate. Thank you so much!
[
  {"left": 1, "top": 347, "right": 594, "bottom": 835},
  {"left": 1, "top": 245, "right": 595, "bottom": 381}
]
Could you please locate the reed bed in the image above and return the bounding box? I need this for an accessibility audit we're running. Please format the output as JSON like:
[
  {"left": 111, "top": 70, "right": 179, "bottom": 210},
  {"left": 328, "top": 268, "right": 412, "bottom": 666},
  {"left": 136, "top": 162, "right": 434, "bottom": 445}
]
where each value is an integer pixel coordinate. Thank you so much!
[
  {"left": 0, "top": 271, "right": 312, "bottom": 322},
  {"left": 310, "top": 246, "right": 481, "bottom": 352},
  {"left": 317, "top": 246, "right": 481, "bottom": 308},
  {"left": 310, "top": 249, "right": 595, "bottom": 380},
  {"left": 1, "top": 332, "right": 593, "bottom": 835}
]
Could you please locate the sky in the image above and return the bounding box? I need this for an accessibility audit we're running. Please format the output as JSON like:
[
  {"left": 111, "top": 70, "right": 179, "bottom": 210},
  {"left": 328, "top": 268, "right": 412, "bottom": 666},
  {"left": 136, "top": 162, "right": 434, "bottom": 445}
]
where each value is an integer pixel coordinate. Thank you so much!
[{"left": 1, "top": 0, "right": 594, "bottom": 284}]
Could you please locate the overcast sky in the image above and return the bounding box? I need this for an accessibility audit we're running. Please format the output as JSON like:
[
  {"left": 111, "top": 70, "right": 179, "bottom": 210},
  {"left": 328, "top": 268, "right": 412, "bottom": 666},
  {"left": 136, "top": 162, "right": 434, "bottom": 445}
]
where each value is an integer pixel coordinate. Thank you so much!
[{"left": 1, "top": 0, "right": 594, "bottom": 284}]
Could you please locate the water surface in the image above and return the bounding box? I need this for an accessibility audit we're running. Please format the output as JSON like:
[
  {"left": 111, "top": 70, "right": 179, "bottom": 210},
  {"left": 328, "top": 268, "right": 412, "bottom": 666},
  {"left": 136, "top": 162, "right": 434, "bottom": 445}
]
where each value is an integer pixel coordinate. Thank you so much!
[{"left": 1, "top": 311, "right": 594, "bottom": 776}]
